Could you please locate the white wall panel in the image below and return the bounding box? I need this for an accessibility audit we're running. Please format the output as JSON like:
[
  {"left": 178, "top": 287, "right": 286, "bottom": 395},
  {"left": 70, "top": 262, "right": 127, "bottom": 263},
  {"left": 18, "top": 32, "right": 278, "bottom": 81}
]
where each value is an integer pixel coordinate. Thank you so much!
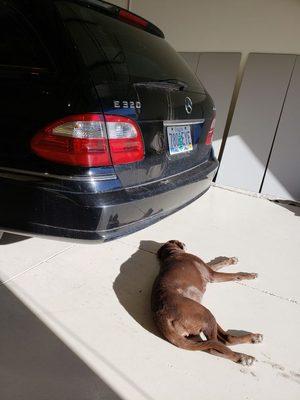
[
  {"left": 216, "top": 53, "right": 296, "bottom": 192},
  {"left": 261, "top": 56, "right": 300, "bottom": 200},
  {"left": 196, "top": 52, "right": 241, "bottom": 157}
]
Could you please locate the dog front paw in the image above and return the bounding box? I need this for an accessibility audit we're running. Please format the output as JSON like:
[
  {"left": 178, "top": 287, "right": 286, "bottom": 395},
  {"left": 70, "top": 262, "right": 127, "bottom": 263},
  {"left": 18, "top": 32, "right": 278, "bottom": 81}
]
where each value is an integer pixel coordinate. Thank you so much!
[
  {"left": 251, "top": 333, "right": 263, "bottom": 343},
  {"left": 229, "top": 257, "right": 238, "bottom": 265},
  {"left": 236, "top": 272, "right": 258, "bottom": 280},
  {"left": 238, "top": 354, "right": 256, "bottom": 366}
]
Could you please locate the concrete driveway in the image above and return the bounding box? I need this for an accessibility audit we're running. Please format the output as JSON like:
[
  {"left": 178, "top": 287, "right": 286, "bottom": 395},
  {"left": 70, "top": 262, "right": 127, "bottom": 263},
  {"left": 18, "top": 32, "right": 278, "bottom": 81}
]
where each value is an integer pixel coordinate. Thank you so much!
[{"left": 1, "top": 186, "right": 299, "bottom": 400}]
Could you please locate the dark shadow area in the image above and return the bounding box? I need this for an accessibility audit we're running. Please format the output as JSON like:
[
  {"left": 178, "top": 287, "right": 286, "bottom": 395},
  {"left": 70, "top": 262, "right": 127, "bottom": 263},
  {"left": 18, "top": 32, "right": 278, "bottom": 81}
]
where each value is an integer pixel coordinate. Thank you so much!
[
  {"left": 270, "top": 199, "right": 300, "bottom": 217},
  {"left": 0, "top": 284, "right": 122, "bottom": 400},
  {"left": 0, "top": 232, "right": 30, "bottom": 245},
  {"left": 113, "top": 240, "right": 163, "bottom": 337}
]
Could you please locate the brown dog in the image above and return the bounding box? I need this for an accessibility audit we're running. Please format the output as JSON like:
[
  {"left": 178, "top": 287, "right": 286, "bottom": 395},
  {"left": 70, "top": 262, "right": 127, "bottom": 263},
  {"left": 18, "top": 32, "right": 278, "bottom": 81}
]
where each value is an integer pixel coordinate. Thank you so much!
[{"left": 151, "top": 240, "right": 263, "bottom": 365}]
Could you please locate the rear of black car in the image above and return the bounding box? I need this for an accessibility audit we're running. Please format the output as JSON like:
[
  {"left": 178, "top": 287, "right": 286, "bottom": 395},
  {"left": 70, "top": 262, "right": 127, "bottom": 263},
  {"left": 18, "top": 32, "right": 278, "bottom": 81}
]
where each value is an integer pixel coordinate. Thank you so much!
[{"left": 0, "top": 0, "right": 218, "bottom": 242}]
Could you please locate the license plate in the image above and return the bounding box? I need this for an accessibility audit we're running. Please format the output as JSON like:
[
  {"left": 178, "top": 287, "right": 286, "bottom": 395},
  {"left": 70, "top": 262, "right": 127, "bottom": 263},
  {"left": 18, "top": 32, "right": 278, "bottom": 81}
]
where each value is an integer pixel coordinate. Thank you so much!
[{"left": 167, "top": 125, "right": 193, "bottom": 155}]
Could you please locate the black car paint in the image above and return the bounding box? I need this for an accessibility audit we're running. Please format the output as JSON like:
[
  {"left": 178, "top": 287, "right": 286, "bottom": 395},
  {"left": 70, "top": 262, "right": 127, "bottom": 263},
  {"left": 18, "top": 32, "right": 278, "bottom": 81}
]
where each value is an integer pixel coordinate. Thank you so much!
[
  {"left": 0, "top": 0, "right": 218, "bottom": 242},
  {"left": 0, "top": 158, "right": 217, "bottom": 241}
]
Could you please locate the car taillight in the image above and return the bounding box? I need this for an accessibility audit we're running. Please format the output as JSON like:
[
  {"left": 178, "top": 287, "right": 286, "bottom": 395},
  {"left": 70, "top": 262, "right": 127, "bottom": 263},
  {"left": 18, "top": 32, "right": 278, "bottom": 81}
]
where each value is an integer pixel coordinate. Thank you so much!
[
  {"left": 205, "top": 117, "right": 216, "bottom": 145},
  {"left": 105, "top": 115, "right": 144, "bottom": 165},
  {"left": 31, "top": 114, "right": 144, "bottom": 167}
]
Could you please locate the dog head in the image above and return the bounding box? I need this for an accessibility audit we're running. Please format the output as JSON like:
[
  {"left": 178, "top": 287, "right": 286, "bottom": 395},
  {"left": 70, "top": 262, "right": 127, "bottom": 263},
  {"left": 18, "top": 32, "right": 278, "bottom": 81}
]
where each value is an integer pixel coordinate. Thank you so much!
[{"left": 157, "top": 240, "right": 186, "bottom": 261}]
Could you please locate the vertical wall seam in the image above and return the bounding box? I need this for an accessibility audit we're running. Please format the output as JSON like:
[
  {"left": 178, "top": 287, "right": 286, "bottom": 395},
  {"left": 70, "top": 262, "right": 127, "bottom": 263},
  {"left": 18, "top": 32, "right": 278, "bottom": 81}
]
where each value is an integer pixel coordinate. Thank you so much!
[
  {"left": 127, "top": 0, "right": 131, "bottom": 10},
  {"left": 194, "top": 52, "right": 201, "bottom": 77},
  {"left": 214, "top": 53, "right": 246, "bottom": 180},
  {"left": 259, "top": 55, "right": 298, "bottom": 193}
]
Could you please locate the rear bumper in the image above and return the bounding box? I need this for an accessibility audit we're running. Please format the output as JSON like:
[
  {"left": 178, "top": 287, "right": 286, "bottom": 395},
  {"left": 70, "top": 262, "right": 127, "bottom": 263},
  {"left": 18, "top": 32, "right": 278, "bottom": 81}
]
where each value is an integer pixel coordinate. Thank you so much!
[{"left": 0, "top": 157, "right": 218, "bottom": 242}]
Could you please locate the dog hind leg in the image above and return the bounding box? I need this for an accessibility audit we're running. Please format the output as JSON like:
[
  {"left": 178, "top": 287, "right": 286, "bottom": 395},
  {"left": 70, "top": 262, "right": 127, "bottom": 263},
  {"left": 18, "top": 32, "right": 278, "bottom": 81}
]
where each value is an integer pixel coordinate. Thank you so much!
[
  {"left": 164, "top": 318, "right": 255, "bottom": 365},
  {"left": 217, "top": 324, "right": 263, "bottom": 345},
  {"left": 202, "top": 323, "right": 256, "bottom": 365},
  {"left": 170, "top": 332, "right": 256, "bottom": 365}
]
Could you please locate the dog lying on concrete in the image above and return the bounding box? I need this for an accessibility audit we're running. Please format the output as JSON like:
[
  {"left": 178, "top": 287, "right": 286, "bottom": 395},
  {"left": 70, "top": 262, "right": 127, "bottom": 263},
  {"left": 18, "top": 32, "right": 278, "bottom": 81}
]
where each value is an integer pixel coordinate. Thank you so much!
[{"left": 151, "top": 240, "right": 263, "bottom": 366}]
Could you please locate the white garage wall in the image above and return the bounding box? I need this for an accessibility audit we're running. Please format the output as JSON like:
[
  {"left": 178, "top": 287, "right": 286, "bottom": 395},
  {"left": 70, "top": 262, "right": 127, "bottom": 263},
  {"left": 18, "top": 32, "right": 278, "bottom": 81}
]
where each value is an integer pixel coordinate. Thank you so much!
[
  {"left": 108, "top": 0, "right": 128, "bottom": 8},
  {"left": 216, "top": 53, "right": 296, "bottom": 193},
  {"left": 261, "top": 56, "right": 300, "bottom": 200},
  {"left": 129, "top": 0, "right": 300, "bottom": 56}
]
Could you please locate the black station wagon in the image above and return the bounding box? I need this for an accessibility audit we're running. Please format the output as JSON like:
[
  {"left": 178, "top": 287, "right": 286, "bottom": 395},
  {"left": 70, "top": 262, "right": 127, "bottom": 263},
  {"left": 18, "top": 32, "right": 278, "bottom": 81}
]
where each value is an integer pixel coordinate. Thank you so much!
[{"left": 0, "top": 0, "right": 218, "bottom": 242}]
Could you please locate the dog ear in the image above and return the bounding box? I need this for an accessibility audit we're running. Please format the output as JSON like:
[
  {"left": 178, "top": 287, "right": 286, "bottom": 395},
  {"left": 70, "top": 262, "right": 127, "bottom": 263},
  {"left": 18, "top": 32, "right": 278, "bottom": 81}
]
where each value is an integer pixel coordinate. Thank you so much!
[{"left": 157, "top": 244, "right": 166, "bottom": 260}]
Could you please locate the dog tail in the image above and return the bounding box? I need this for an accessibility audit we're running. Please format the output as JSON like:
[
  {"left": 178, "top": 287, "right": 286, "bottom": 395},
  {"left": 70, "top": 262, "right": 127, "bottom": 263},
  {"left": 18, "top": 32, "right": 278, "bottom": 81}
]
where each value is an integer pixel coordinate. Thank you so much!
[{"left": 160, "top": 319, "right": 225, "bottom": 352}]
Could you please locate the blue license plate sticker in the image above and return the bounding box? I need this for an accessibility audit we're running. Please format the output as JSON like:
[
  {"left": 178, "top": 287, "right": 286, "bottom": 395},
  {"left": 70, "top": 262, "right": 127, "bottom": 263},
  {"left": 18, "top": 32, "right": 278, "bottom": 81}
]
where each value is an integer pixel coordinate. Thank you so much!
[{"left": 167, "top": 125, "right": 193, "bottom": 155}]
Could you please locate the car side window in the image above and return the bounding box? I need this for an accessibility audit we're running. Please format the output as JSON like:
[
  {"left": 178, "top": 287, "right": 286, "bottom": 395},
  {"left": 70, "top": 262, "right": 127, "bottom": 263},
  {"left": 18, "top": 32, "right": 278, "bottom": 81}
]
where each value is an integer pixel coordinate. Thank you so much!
[{"left": 0, "top": 5, "right": 50, "bottom": 70}]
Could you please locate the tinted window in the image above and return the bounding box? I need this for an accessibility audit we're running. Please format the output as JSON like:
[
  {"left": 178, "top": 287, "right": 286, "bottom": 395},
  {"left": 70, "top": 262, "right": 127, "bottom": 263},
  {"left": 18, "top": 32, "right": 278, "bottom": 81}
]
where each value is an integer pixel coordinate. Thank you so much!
[
  {"left": 56, "top": 1, "right": 204, "bottom": 91},
  {"left": 0, "top": 5, "right": 50, "bottom": 69}
]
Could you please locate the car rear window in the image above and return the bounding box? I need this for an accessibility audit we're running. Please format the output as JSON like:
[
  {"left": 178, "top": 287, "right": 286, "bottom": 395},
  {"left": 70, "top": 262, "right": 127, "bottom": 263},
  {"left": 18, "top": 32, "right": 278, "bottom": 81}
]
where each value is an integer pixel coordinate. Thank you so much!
[
  {"left": 56, "top": 1, "right": 204, "bottom": 92},
  {"left": 0, "top": 5, "right": 51, "bottom": 70}
]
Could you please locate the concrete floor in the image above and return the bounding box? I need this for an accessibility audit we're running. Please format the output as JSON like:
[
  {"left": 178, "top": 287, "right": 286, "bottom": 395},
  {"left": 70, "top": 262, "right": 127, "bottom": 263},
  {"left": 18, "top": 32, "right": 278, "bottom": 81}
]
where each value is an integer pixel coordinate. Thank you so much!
[{"left": 1, "top": 186, "right": 300, "bottom": 400}]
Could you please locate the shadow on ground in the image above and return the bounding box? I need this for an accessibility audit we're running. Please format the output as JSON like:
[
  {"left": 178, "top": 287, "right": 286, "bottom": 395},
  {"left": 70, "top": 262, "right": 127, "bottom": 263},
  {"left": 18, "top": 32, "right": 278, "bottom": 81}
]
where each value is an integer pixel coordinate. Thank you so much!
[
  {"left": 0, "top": 232, "right": 30, "bottom": 245},
  {"left": 270, "top": 199, "right": 300, "bottom": 217},
  {"left": 0, "top": 284, "right": 122, "bottom": 400},
  {"left": 113, "top": 240, "right": 163, "bottom": 337}
]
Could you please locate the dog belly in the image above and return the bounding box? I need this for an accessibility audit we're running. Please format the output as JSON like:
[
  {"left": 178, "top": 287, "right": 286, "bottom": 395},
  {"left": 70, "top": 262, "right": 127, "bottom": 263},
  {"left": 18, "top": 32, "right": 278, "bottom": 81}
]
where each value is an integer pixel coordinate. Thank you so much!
[{"left": 178, "top": 285, "right": 205, "bottom": 303}]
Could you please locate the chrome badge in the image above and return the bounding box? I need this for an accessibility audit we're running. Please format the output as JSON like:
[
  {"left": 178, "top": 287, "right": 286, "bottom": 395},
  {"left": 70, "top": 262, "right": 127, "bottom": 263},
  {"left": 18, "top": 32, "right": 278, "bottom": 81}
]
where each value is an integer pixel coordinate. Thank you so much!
[
  {"left": 113, "top": 100, "right": 141, "bottom": 109},
  {"left": 185, "top": 97, "right": 193, "bottom": 114}
]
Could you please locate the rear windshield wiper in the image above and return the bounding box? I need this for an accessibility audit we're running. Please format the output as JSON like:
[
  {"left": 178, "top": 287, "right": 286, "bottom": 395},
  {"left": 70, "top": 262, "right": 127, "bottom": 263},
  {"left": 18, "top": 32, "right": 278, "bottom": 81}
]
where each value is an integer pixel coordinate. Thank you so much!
[{"left": 134, "top": 79, "right": 188, "bottom": 91}]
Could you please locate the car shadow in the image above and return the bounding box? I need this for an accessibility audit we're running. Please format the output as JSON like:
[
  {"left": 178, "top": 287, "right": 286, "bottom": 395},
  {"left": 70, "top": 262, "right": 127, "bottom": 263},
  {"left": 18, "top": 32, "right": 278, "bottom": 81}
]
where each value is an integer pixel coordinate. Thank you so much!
[
  {"left": 0, "top": 232, "right": 30, "bottom": 245},
  {"left": 0, "top": 284, "right": 122, "bottom": 400},
  {"left": 270, "top": 199, "right": 300, "bottom": 217},
  {"left": 113, "top": 240, "right": 163, "bottom": 338}
]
